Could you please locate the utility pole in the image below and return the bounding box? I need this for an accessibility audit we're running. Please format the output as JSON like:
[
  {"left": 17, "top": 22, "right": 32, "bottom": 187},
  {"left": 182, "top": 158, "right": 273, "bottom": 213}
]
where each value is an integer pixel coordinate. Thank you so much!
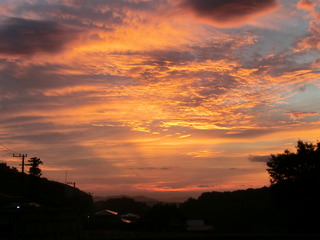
[
  {"left": 13, "top": 153, "right": 27, "bottom": 208},
  {"left": 66, "top": 181, "right": 76, "bottom": 200},
  {"left": 13, "top": 153, "right": 27, "bottom": 174}
]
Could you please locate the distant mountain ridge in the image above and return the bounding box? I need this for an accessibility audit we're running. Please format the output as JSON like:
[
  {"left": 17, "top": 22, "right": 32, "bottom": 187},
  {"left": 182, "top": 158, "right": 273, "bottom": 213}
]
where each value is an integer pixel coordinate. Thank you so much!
[{"left": 93, "top": 195, "right": 160, "bottom": 206}]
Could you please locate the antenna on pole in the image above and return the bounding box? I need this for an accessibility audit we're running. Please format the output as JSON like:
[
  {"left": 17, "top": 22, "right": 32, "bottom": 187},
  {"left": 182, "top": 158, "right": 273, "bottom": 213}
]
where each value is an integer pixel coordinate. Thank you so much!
[{"left": 65, "top": 170, "right": 68, "bottom": 184}]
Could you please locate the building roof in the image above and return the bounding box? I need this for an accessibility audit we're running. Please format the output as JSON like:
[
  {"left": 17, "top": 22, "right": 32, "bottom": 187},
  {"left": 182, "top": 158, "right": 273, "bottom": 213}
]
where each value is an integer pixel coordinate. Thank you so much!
[{"left": 94, "top": 209, "right": 118, "bottom": 216}]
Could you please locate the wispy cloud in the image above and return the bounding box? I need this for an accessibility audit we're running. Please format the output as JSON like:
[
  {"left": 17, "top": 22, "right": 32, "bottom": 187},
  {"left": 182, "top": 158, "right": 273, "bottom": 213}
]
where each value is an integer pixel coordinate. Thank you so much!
[
  {"left": 248, "top": 155, "right": 270, "bottom": 163},
  {"left": 294, "top": 0, "right": 320, "bottom": 52},
  {"left": 186, "top": 150, "right": 220, "bottom": 158},
  {"left": 286, "top": 111, "right": 318, "bottom": 120}
]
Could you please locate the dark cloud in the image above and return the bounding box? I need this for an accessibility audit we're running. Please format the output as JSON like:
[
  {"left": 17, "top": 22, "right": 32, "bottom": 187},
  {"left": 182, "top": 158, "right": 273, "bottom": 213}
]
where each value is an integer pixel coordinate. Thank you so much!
[
  {"left": 27, "top": 3, "right": 122, "bottom": 29},
  {"left": 180, "top": 0, "right": 278, "bottom": 27},
  {"left": 142, "top": 37, "right": 243, "bottom": 67},
  {"left": 0, "top": 59, "right": 110, "bottom": 118},
  {"left": 78, "top": 176, "right": 147, "bottom": 185},
  {"left": 0, "top": 116, "right": 45, "bottom": 125},
  {"left": 245, "top": 52, "right": 305, "bottom": 77},
  {"left": 197, "top": 184, "right": 212, "bottom": 188},
  {"left": 0, "top": 17, "right": 80, "bottom": 56},
  {"left": 225, "top": 128, "right": 278, "bottom": 139},
  {"left": 129, "top": 167, "right": 171, "bottom": 170},
  {"left": 12, "top": 132, "right": 74, "bottom": 145},
  {"left": 72, "top": 0, "right": 160, "bottom": 12},
  {"left": 195, "top": 74, "right": 238, "bottom": 97},
  {"left": 229, "top": 168, "right": 250, "bottom": 171},
  {"left": 0, "top": 58, "right": 118, "bottom": 93},
  {"left": 8, "top": 0, "right": 163, "bottom": 30},
  {"left": 248, "top": 154, "right": 270, "bottom": 162},
  {"left": 63, "top": 157, "right": 111, "bottom": 168}
]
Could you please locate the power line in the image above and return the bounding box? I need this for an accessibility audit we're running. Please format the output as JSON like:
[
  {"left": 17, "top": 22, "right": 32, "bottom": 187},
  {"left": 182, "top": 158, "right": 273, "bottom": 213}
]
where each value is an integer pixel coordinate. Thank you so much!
[
  {"left": 0, "top": 143, "right": 17, "bottom": 154},
  {"left": 0, "top": 144, "right": 18, "bottom": 163}
]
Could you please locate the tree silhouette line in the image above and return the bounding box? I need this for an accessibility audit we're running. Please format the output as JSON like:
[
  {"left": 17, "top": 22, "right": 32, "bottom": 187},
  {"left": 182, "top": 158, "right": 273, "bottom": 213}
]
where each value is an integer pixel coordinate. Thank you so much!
[{"left": 91, "top": 140, "right": 320, "bottom": 234}]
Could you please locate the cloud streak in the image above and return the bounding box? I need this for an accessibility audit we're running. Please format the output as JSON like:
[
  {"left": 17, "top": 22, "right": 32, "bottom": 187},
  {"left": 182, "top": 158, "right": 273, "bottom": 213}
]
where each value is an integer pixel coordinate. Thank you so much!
[
  {"left": 248, "top": 155, "right": 270, "bottom": 163},
  {"left": 286, "top": 111, "right": 318, "bottom": 120}
]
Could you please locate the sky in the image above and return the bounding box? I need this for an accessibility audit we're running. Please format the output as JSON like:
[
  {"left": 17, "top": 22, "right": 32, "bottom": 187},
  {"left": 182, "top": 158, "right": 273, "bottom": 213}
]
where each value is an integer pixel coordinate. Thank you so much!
[{"left": 0, "top": 0, "right": 320, "bottom": 200}]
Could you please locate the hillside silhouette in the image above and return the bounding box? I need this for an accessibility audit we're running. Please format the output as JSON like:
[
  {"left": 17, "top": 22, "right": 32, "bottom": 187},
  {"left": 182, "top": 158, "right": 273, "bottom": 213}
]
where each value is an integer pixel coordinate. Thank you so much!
[
  {"left": 0, "top": 161, "right": 93, "bottom": 239},
  {"left": 0, "top": 162, "right": 92, "bottom": 209}
]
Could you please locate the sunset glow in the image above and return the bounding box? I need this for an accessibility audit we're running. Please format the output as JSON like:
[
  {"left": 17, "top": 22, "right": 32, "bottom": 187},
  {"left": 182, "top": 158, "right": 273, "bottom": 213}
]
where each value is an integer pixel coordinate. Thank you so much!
[{"left": 1, "top": 0, "right": 320, "bottom": 199}]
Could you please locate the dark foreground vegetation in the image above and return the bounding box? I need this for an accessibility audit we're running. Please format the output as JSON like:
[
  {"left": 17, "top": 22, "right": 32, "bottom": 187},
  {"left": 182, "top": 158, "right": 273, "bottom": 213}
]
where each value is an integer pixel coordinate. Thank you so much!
[
  {"left": 1, "top": 140, "right": 320, "bottom": 239},
  {"left": 0, "top": 161, "right": 93, "bottom": 239}
]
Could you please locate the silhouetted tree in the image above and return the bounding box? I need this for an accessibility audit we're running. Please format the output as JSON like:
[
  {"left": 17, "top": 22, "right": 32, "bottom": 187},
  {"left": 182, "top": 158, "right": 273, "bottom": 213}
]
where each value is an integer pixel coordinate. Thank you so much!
[
  {"left": 266, "top": 140, "right": 320, "bottom": 232},
  {"left": 267, "top": 140, "right": 320, "bottom": 186},
  {"left": 0, "top": 162, "right": 18, "bottom": 173},
  {"left": 180, "top": 188, "right": 274, "bottom": 233},
  {"left": 27, "top": 157, "right": 43, "bottom": 177}
]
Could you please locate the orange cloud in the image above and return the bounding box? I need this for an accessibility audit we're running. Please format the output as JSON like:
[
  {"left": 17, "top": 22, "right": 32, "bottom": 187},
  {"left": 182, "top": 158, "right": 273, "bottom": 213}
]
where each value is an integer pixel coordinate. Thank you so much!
[
  {"left": 286, "top": 111, "right": 318, "bottom": 120},
  {"left": 297, "top": 0, "right": 316, "bottom": 11},
  {"left": 186, "top": 150, "right": 220, "bottom": 158},
  {"left": 297, "top": 21, "right": 320, "bottom": 50},
  {"left": 294, "top": 1, "right": 320, "bottom": 52}
]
